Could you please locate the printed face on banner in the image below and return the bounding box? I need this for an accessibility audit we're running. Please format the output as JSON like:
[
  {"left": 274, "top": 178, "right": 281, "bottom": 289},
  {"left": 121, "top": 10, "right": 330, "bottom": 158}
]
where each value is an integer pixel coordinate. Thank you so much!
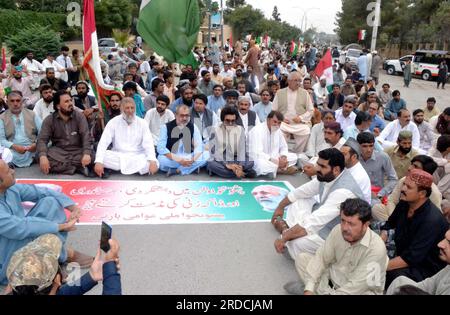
[{"left": 18, "top": 180, "right": 292, "bottom": 225}]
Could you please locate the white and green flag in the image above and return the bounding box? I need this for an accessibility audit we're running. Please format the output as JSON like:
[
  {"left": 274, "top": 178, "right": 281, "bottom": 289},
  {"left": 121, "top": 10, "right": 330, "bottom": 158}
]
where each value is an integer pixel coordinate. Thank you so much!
[{"left": 137, "top": 0, "right": 200, "bottom": 66}]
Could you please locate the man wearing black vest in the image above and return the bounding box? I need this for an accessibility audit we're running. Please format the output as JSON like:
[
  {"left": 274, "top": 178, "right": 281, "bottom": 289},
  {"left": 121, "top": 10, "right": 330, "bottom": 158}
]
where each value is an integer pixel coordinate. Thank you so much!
[
  {"left": 236, "top": 95, "right": 260, "bottom": 137},
  {"left": 156, "top": 104, "right": 208, "bottom": 176},
  {"left": 190, "top": 94, "right": 219, "bottom": 151}
]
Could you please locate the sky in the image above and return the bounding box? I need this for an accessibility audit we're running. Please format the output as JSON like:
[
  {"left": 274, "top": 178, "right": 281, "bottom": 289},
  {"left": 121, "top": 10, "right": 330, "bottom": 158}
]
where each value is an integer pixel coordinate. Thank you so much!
[{"left": 243, "top": 0, "right": 343, "bottom": 34}]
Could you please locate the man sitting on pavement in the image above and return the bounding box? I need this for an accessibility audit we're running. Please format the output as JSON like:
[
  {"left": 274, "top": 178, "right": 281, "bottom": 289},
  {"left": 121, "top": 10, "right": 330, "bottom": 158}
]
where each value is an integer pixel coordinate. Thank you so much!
[
  {"left": 384, "top": 90, "right": 407, "bottom": 121},
  {"left": 377, "top": 109, "right": 421, "bottom": 152},
  {"left": 190, "top": 94, "right": 219, "bottom": 151},
  {"left": 0, "top": 160, "right": 92, "bottom": 285},
  {"left": 253, "top": 89, "right": 273, "bottom": 123},
  {"left": 37, "top": 90, "right": 95, "bottom": 177},
  {"left": 283, "top": 198, "right": 388, "bottom": 295},
  {"left": 157, "top": 104, "right": 207, "bottom": 176},
  {"left": 387, "top": 228, "right": 450, "bottom": 295},
  {"left": 413, "top": 109, "right": 435, "bottom": 153},
  {"left": 5, "top": 67, "right": 38, "bottom": 109},
  {"left": 94, "top": 97, "right": 158, "bottom": 177},
  {"left": 0, "top": 91, "right": 41, "bottom": 168},
  {"left": 207, "top": 106, "right": 255, "bottom": 179},
  {"left": 249, "top": 110, "right": 298, "bottom": 179},
  {"left": 33, "top": 84, "right": 55, "bottom": 121},
  {"left": 272, "top": 72, "right": 314, "bottom": 154},
  {"left": 429, "top": 135, "right": 450, "bottom": 200},
  {"left": 335, "top": 96, "right": 357, "bottom": 132},
  {"left": 39, "top": 68, "right": 69, "bottom": 94},
  {"left": 357, "top": 132, "right": 398, "bottom": 202},
  {"left": 207, "top": 85, "right": 226, "bottom": 115},
  {"left": 169, "top": 85, "right": 195, "bottom": 113},
  {"left": 271, "top": 148, "right": 365, "bottom": 259},
  {"left": 422, "top": 97, "right": 441, "bottom": 122},
  {"left": 144, "top": 95, "right": 175, "bottom": 146},
  {"left": 381, "top": 169, "right": 449, "bottom": 288},
  {"left": 340, "top": 138, "right": 372, "bottom": 204},
  {"left": 385, "top": 131, "right": 419, "bottom": 180},
  {"left": 236, "top": 95, "right": 260, "bottom": 137},
  {"left": 372, "top": 155, "right": 441, "bottom": 222}
]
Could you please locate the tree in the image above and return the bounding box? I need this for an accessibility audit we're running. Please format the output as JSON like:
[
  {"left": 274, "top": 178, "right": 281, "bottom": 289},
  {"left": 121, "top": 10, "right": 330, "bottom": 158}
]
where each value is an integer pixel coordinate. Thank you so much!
[
  {"left": 6, "top": 24, "right": 62, "bottom": 60},
  {"left": 431, "top": 1, "right": 450, "bottom": 48},
  {"left": 94, "top": 0, "right": 133, "bottom": 37},
  {"left": 272, "top": 6, "right": 281, "bottom": 22},
  {"left": 15, "top": 0, "right": 73, "bottom": 13},
  {"left": 226, "top": 0, "right": 245, "bottom": 9},
  {"left": 0, "top": 0, "right": 16, "bottom": 9}
]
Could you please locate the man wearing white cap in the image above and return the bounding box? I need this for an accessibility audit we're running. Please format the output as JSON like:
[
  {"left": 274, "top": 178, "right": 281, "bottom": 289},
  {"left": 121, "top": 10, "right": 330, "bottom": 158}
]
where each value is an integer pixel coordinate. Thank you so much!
[{"left": 312, "top": 76, "right": 329, "bottom": 107}]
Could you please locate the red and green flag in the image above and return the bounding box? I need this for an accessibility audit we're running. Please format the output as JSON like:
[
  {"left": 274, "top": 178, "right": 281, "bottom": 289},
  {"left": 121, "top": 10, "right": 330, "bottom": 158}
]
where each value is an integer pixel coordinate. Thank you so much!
[
  {"left": 314, "top": 49, "right": 334, "bottom": 92},
  {"left": 290, "top": 40, "right": 298, "bottom": 57},
  {"left": 82, "top": 0, "right": 115, "bottom": 121}
]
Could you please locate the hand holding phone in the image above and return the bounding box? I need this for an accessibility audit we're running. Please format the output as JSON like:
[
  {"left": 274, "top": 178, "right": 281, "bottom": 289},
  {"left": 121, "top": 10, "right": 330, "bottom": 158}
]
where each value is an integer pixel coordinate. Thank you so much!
[{"left": 100, "top": 221, "right": 112, "bottom": 252}]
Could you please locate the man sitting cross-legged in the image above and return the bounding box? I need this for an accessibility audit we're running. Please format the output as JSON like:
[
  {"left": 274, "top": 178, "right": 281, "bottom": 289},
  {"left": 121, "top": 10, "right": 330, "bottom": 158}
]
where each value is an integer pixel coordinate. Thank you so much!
[
  {"left": 271, "top": 148, "right": 365, "bottom": 259},
  {"left": 94, "top": 97, "right": 159, "bottom": 178},
  {"left": 284, "top": 198, "right": 388, "bottom": 295},
  {"left": 249, "top": 110, "right": 298, "bottom": 179}
]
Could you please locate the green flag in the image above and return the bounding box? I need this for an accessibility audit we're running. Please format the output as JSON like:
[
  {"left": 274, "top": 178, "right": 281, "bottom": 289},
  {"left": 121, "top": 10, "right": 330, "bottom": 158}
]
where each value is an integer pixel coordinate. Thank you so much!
[{"left": 137, "top": 0, "right": 200, "bottom": 67}]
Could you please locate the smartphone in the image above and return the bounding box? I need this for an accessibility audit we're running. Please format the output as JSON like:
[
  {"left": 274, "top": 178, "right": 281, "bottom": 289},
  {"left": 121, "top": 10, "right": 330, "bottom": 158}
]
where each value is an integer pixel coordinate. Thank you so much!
[{"left": 100, "top": 221, "right": 112, "bottom": 252}]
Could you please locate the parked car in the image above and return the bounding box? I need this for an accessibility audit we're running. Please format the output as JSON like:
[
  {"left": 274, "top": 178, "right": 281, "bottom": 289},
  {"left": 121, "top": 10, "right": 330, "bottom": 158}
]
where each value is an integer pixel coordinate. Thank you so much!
[
  {"left": 98, "top": 38, "right": 119, "bottom": 57},
  {"left": 383, "top": 54, "right": 414, "bottom": 75},
  {"left": 344, "top": 49, "right": 362, "bottom": 66},
  {"left": 413, "top": 50, "right": 450, "bottom": 81}
]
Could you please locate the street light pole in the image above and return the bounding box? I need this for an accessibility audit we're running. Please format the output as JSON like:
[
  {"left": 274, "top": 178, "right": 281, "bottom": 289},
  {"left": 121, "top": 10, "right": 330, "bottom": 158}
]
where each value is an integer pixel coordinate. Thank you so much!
[
  {"left": 370, "top": 0, "right": 381, "bottom": 51},
  {"left": 220, "top": 0, "right": 224, "bottom": 48}
]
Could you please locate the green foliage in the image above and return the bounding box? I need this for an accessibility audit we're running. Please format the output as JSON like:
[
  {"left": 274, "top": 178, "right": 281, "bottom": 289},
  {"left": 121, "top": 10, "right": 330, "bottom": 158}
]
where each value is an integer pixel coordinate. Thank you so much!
[
  {"left": 0, "top": 8, "right": 80, "bottom": 43},
  {"left": 0, "top": 0, "right": 16, "bottom": 9},
  {"left": 15, "top": 0, "right": 73, "bottom": 13},
  {"left": 225, "top": 4, "right": 302, "bottom": 43},
  {"left": 226, "top": 0, "right": 245, "bottom": 9},
  {"left": 112, "top": 29, "right": 135, "bottom": 49},
  {"left": 94, "top": 0, "right": 133, "bottom": 36},
  {"left": 5, "top": 24, "right": 62, "bottom": 61},
  {"left": 336, "top": 0, "right": 448, "bottom": 50}
]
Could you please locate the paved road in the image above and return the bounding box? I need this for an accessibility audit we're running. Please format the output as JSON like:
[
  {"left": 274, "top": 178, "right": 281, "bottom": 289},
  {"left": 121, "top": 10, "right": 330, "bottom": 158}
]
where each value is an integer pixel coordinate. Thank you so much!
[{"left": 7, "top": 72, "right": 449, "bottom": 295}]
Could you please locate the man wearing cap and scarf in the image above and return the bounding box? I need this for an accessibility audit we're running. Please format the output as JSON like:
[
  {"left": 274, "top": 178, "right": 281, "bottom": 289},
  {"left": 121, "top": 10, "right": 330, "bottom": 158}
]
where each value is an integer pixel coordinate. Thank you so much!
[
  {"left": 272, "top": 72, "right": 314, "bottom": 154},
  {"left": 222, "top": 89, "right": 240, "bottom": 109},
  {"left": 5, "top": 234, "right": 121, "bottom": 295},
  {"left": 313, "top": 76, "right": 329, "bottom": 107},
  {"left": 385, "top": 130, "right": 420, "bottom": 179},
  {"left": 381, "top": 169, "right": 449, "bottom": 288},
  {"left": 0, "top": 160, "right": 93, "bottom": 285}
]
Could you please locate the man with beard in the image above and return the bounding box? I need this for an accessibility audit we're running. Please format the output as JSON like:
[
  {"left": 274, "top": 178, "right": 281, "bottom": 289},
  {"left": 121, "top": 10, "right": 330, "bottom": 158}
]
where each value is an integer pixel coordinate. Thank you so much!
[
  {"left": 381, "top": 169, "right": 448, "bottom": 288},
  {"left": 169, "top": 85, "right": 194, "bottom": 113},
  {"left": 144, "top": 95, "right": 174, "bottom": 147},
  {"left": 190, "top": 94, "right": 219, "bottom": 151},
  {"left": 0, "top": 92, "right": 42, "bottom": 167},
  {"left": 272, "top": 72, "right": 314, "bottom": 154},
  {"left": 384, "top": 131, "right": 419, "bottom": 180},
  {"left": 20, "top": 51, "right": 45, "bottom": 89},
  {"left": 94, "top": 97, "right": 158, "bottom": 178},
  {"left": 5, "top": 67, "right": 38, "bottom": 109},
  {"left": 271, "top": 148, "right": 365, "bottom": 259},
  {"left": 422, "top": 97, "right": 441, "bottom": 122},
  {"left": 37, "top": 90, "right": 94, "bottom": 177},
  {"left": 157, "top": 105, "right": 207, "bottom": 176},
  {"left": 207, "top": 85, "right": 226, "bottom": 115},
  {"left": 197, "top": 70, "right": 216, "bottom": 97},
  {"left": 340, "top": 78, "right": 356, "bottom": 97},
  {"left": 249, "top": 110, "right": 298, "bottom": 179},
  {"left": 313, "top": 76, "right": 329, "bottom": 107},
  {"left": 245, "top": 65, "right": 260, "bottom": 94},
  {"left": 73, "top": 81, "right": 97, "bottom": 119},
  {"left": 284, "top": 198, "right": 388, "bottom": 295},
  {"left": 252, "top": 185, "right": 290, "bottom": 213},
  {"left": 236, "top": 95, "right": 259, "bottom": 137},
  {"left": 39, "top": 68, "right": 69, "bottom": 93},
  {"left": 222, "top": 89, "right": 239, "bottom": 108},
  {"left": 234, "top": 66, "right": 255, "bottom": 94},
  {"left": 33, "top": 84, "right": 55, "bottom": 121},
  {"left": 413, "top": 109, "right": 435, "bottom": 152},
  {"left": 210, "top": 63, "right": 223, "bottom": 85},
  {"left": 106, "top": 92, "right": 123, "bottom": 122},
  {"left": 207, "top": 106, "right": 256, "bottom": 179}
]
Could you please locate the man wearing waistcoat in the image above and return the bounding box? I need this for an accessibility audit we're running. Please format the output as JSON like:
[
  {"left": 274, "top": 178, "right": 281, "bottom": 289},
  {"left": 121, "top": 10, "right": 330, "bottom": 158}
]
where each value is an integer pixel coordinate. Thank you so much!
[
  {"left": 272, "top": 71, "right": 314, "bottom": 154},
  {"left": 236, "top": 95, "right": 260, "bottom": 137},
  {"left": 157, "top": 104, "right": 208, "bottom": 176},
  {"left": 0, "top": 92, "right": 42, "bottom": 167},
  {"left": 190, "top": 94, "right": 219, "bottom": 152},
  {"left": 272, "top": 148, "right": 365, "bottom": 259}
]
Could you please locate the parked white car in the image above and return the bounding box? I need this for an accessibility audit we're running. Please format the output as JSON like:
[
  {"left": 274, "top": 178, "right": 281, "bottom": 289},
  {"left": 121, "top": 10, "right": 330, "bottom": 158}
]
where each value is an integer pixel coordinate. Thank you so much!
[
  {"left": 98, "top": 38, "right": 119, "bottom": 58},
  {"left": 383, "top": 55, "right": 414, "bottom": 75},
  {"left": 344, "top": 49, "right": 362, "bottom": 66}
]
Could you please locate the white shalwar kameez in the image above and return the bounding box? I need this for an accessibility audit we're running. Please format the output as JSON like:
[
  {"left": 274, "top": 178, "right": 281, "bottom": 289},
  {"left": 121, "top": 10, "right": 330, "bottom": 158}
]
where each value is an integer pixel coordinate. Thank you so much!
[{"left": 95, "top": 115, "right": 158, "bottom": 175}]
